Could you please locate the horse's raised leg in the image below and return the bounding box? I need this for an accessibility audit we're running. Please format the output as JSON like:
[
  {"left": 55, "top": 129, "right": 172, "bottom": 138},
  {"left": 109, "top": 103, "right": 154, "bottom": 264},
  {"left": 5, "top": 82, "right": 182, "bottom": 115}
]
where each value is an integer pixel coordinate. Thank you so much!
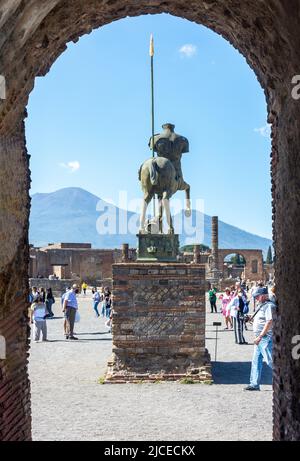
[{"left": 184, "top": 184, "right": 191, "bottom": 218}]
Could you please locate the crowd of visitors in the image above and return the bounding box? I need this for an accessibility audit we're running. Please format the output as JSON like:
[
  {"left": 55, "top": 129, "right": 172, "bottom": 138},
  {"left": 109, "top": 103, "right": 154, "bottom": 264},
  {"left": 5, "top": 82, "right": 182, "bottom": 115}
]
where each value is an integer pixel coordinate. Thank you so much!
[
  {"left": 29, "top": 277, "right": 275, "bottom": 392},
  {"left": 29, "top": 283, "right": 113, "bottom": 342},
  {"left": 209, "top": 279, "right": 276, "bottom": 391}
]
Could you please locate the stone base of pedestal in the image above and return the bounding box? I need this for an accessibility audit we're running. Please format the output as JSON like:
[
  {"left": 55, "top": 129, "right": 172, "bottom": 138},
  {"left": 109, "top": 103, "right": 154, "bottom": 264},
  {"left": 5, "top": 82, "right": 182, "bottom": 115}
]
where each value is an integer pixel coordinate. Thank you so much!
[{"left": 105, "top": 263, "right": 212, "bottom": 384}]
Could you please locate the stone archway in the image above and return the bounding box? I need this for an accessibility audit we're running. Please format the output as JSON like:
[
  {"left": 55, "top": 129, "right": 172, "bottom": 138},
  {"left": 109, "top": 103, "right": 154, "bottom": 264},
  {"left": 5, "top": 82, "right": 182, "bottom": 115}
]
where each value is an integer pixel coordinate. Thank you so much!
[
  {"left": 218, "top": 249, "right": 264, "bottom": 282},
  {"left": 0, "top": 0, "right": 300, "bottom": 441}
]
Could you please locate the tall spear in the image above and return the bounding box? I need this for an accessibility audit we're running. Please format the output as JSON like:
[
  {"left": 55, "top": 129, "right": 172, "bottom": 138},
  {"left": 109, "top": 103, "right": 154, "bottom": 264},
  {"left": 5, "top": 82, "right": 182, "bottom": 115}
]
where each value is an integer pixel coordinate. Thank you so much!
[{"left": 150, "top": 34, "right": 156, "bottom": 218}]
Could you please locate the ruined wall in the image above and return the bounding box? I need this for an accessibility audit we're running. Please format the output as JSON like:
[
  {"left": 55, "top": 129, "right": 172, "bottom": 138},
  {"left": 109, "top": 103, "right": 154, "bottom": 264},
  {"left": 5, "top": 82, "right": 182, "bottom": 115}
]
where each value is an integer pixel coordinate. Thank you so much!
[
  {"left": 0, "top": 130, "right": 31, "bottom": 441},
  {"left": 106, "top": 263, "right": 211, "bottom": 383},
  {"left": 29, "top": 247, "right": 120, "bottom": 282},
  {"left": 218, "top": 249, "right": 264, "bottom": 282}
]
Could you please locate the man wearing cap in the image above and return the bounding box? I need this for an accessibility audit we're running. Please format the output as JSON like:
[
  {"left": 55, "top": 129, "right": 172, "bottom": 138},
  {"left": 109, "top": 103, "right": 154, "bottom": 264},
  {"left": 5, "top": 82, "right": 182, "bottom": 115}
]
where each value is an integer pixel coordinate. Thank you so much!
[
  {"left": 244, "top": 287, "right": 276, "bottom": 391},
  {"left": 63, "top": 284, "right": 79, "bottom": 340}
]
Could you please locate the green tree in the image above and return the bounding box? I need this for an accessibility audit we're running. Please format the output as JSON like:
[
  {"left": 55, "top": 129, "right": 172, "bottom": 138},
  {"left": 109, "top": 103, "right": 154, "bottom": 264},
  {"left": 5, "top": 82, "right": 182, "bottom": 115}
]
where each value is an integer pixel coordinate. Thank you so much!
[
  {"left": 230, "top": 254, "right": 246, "bottom": 265},
  {"left": 266, "top": 246, "right": 273, "bottom": 264},
  {"left": 180, "top": 244, "right": 210, "bottom": 253}
]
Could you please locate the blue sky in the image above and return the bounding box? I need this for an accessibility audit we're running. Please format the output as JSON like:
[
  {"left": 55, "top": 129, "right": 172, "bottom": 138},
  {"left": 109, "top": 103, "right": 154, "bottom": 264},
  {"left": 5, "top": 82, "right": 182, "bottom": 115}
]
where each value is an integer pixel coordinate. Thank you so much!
[{"left": 26, "top": 13, "right": 272, "bottom": 239}]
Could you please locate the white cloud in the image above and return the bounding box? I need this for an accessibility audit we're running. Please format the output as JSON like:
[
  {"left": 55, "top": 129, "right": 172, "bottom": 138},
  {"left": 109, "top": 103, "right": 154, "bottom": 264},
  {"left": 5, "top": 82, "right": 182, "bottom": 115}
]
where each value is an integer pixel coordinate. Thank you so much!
[
  {"left": 59, "top": 161, "right": 80, "bottom": 173},
  {"left": 179, "top": 44, "right": 197, "bottom": 58},
  {"left": 254, "top": 124, "right": 271, "bottom": 138}
]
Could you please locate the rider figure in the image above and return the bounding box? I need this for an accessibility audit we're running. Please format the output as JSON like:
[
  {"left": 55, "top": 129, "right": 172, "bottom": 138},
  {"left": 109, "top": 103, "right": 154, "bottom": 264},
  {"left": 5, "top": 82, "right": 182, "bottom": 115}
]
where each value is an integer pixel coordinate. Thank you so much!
[{"left": 149, "top": 123, "right": 189, "bottom": 191}]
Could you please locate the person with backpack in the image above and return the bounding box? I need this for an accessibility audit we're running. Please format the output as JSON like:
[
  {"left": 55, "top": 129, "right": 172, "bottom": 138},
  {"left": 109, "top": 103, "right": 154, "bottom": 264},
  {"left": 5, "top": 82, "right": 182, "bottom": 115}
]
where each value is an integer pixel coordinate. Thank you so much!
[
  {"left": 81, "top": 282, "right": 88, "bottom": 295},
  {"left": 228, "top": 289, "right": 248, "bottom": 344},
  {"left": 244, "top": 287, "right": 276, "bottom": 391}
]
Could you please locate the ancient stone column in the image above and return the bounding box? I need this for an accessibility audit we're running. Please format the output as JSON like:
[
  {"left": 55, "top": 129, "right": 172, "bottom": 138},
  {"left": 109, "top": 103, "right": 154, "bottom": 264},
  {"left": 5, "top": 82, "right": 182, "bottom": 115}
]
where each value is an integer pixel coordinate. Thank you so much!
[
  {"left": 193, "top": 245, "right": 201, "bottom": 264},
  {"left": 122, "top": 244, "right": 129, "bottom": 263},
  {"left": 211, "top": 216, "right": 219, "bottom": 270}
]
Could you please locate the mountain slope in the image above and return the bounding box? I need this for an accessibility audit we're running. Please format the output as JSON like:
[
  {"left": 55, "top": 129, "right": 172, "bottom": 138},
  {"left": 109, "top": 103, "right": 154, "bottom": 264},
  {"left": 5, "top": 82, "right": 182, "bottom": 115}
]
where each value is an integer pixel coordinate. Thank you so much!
[{"left": 29, "top": 187, "right": 272, "bottom": 254}]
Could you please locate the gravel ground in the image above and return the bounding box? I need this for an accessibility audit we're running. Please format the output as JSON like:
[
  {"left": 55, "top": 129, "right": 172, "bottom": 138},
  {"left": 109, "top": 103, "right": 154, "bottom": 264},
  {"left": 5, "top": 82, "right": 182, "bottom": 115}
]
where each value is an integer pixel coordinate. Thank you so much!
[{"left": 29, "top": 292, "right": 273, "bottom": 441}]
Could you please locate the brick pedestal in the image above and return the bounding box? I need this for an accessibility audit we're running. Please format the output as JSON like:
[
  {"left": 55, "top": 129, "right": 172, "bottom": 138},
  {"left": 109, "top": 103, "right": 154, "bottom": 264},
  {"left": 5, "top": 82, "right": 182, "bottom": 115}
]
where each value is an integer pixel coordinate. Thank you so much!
[{"left": 105, "top": 263, "right": 212, "bottom": 383}]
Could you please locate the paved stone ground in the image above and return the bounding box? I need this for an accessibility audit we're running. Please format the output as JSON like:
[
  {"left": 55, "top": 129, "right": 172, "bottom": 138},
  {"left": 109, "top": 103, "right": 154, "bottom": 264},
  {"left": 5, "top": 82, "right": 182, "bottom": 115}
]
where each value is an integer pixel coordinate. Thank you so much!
[{"left": 29, "top": 292, "right": 273, "bottom": 441}]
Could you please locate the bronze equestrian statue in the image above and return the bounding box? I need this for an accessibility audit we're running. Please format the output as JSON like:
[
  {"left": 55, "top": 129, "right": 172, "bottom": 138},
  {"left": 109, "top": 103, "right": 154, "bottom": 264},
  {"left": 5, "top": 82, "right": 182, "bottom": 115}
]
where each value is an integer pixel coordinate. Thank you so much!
[{"left": 138, "top": 123, "right": 191, "bottom": 234}]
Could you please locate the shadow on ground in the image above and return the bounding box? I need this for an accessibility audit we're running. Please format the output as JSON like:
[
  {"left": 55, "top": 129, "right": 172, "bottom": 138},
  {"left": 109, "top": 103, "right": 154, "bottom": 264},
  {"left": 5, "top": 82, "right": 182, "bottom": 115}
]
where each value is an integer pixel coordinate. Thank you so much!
[{"left": 212, "top": 361, "right": 272, "bottom": 385}]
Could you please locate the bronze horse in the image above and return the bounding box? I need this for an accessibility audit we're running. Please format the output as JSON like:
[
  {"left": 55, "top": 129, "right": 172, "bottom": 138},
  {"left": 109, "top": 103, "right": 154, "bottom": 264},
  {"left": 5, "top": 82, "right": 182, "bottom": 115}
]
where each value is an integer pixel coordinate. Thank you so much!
[{"left": 138, "top": 156, "right": 191, "bottom": 234}]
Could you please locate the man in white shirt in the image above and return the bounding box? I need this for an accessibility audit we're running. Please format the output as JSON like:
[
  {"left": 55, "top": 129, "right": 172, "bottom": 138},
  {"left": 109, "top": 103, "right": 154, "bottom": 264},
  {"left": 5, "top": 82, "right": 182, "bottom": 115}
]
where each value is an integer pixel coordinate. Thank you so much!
[
  {"left": 63, "top": 284, "right": 79, "bottom": 340},
  {"left": 244, "top": 287, "right": 276, "bottom": 391}
]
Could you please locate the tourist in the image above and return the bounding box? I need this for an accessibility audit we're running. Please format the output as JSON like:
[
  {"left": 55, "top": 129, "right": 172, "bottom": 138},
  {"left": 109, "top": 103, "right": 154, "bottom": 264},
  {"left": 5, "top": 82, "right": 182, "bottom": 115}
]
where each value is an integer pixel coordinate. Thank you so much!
[
  {"left": 244, "top": 287, "right": 276, "bottom": 391},
  {"left": 30, "top": 295, "right": 47, "bottom": 343},
  {"left": 251, "top": 281, "right": 264, "bottom": 312},
  {"left": 250, "top": 282, "right": 258, "bottom": 311},
  {"left": 61, "top": 287, "right": 71, "bottom": 336},
  {"left": 104, "top": 293, "right": 112, "bottom": 319},
  {"left": 29, "top": 286, "right": 39, "bottom": 303},
  {"left": 228, "top": 289, "right": 248, "bottom": 344},
  {"left": 99, "top": 287, "right": 106, "bottom": 317},
  {"left": 269, "top": 285, "right": 276, "bottom": 303},
  {"left": 105, "top": 306, "right": 113, "bottom": 333},
  {"left": 219, "top": 288, "right": 233, "bottom": 330},
  {"left": 45, "top": 287, "right": 55, "bottom": 318},
  {"left": 81, "top": 282, "right": 88, "bottom": 295},
  {"left": 208, "top": 285, "right": 218, "bottom": 313},
  {"left": 92, "top": 287, "right": 101, "bottom": 318},
  {"left": 63, "top": 284, "right": 80, "bottom": 340},
  {"left": 39, "top": 287, "right": 46, "bottom": 303},
  {"left": 104, "top": 286, "right": 111, "bottom": 297}
]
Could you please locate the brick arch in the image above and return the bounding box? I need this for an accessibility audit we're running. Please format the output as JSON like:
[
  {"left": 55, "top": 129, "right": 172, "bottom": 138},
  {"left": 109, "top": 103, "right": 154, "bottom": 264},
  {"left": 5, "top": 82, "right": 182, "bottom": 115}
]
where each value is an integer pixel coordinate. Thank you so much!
[
  {"left": 218, "top": 249, "right": 264, "bottom": 282},
  {"left": 0, "top": 0, "right": 300, "bottom": 441}
]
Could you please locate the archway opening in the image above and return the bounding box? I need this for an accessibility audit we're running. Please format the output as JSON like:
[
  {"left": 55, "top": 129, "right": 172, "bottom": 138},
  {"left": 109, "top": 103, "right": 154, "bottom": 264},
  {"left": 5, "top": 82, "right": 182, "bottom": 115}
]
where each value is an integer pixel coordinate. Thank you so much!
[
  {"left": 223, "top": 253, "right": 247, "bottom": 281},
  {"left": 2, "top": 0, "right": 299, "bottom": 442},
  {"left": 25, "top": 12, "right": 272, "bottom": 441}
]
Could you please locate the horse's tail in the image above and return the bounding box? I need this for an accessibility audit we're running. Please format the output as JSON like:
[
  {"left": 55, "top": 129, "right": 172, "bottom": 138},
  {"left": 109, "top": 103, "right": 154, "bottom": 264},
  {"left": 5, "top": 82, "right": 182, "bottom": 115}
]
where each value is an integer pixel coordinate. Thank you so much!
[{"left": 149, "top": 158, "right": 159, "bottom": 186}]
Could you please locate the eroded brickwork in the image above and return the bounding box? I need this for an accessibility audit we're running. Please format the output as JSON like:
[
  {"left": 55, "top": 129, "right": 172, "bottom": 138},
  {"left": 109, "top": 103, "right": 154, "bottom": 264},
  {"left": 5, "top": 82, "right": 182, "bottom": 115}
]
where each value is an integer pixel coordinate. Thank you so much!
[
  {"left": 106, "top": 263, "right": 212, "bottom": 383},
  {"left": 0, "top": 131, "right": 31, "bottom": 441}
]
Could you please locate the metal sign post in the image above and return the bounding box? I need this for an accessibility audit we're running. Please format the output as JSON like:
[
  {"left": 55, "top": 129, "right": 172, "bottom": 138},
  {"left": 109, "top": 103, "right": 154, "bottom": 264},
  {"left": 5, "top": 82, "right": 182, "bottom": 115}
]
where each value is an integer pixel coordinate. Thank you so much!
[{"left": 213, "top": 321, "right": 222, "bottom": 362}]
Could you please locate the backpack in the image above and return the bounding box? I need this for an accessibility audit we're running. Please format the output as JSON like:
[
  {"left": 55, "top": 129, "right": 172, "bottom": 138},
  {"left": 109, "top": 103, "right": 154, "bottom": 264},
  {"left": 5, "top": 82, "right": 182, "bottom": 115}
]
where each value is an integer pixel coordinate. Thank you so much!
[{"left": 242, "top": 300, "right": 250, "bottom": 315}]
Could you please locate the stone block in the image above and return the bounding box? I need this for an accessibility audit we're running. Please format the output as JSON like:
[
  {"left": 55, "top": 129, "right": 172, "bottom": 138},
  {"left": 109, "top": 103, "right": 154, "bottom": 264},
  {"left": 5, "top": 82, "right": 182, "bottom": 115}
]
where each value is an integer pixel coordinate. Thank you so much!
[{"left": 105, "top": 262, "right": 211, "bottom": 383}]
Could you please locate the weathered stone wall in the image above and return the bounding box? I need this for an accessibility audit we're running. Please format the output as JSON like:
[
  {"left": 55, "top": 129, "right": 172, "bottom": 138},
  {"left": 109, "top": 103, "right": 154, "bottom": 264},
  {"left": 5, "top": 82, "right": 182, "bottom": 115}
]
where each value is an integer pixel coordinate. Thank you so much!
[
  {"left": 0, "top": 130, "right": 31, "bottom": 441},
  {"left": 106, "top": 263, "right": 211, "bottom": 383},
  {"left": 29, "top": 246, "right": 137, "bottom": 285}
]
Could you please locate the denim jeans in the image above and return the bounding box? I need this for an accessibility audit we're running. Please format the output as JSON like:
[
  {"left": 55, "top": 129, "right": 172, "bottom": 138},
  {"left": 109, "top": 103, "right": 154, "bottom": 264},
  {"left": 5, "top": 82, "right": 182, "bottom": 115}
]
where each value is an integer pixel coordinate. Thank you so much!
[
  {"left": 93, "top": 301, "right": 100, "bottom": 317},
  {"left": 250, "top": 336, "right": 273, "bottom": 389},
  {"left": 46, "top": 299, "right": 54, "bottom": 316},
  {"left": 105, "top": 307, "right": 111, "bottom": 319}
]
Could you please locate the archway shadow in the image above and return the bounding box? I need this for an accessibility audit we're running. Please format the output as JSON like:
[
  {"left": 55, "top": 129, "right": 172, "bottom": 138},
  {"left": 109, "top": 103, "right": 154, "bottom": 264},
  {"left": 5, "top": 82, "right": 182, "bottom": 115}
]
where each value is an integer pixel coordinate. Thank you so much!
[{"left": 212, "top": 361, "right": 272, "bottom": 385}]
